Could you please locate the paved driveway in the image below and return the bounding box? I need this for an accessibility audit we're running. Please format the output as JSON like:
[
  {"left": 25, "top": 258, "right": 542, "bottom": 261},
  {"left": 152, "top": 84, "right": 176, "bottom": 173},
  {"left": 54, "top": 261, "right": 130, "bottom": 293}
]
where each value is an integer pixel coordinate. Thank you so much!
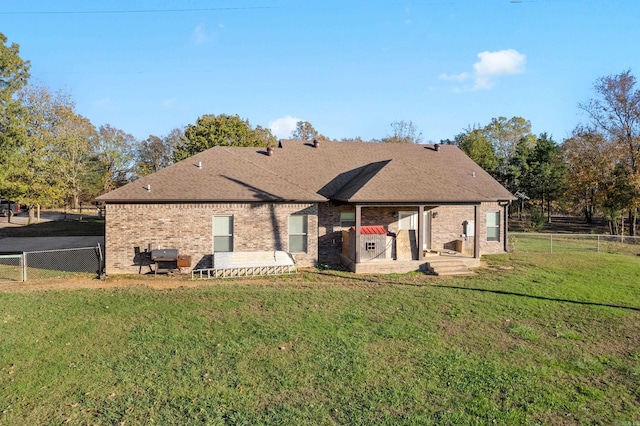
[
  {"left": 0, "top": 211, "right": 97, "bottom": 228},
  {"left": 0, "top": 236, "right": 105, "bottom": 253}
]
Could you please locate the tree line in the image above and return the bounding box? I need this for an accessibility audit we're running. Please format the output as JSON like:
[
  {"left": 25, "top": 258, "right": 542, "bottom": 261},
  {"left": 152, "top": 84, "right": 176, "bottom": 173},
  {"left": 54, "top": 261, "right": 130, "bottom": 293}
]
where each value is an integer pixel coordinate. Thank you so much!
[
  {"left": 451, "top": 70, "right": 640, "bottom": 236},
  {"left": 1, "top": 32, "right": 639, "bottom": 234}
]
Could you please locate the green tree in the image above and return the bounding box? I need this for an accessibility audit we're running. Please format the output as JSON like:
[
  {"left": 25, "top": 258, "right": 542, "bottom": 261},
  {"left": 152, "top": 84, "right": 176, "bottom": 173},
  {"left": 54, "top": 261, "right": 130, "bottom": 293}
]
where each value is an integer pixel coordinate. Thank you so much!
[
  {"left": 483, "top": 116, "right": 536, "bottom": 161},
  {"left": 53, "top": 108, "right": 98, "bottom": 208},
  {"left": 456, "top": 117, "right": 536, "bottom": 188},
  {"left": 174, "top": 114, "right": 275, "bottom": 161},
  {"left": 0, "top": 32, "right": 31, "bottom": 198},
  {"left": 4, "top": 85, "right": 74, "bottom": 222},
  {"left": 455, "top": 130, "right": 499, "bottom": 174},
  {"left": 0, "top": 33, "right": 30, "bottom": 104},
  {"left": 526, "top": 133, "right": 566, "bottom": 222},
  {"left": 562, "top": 128, "right": 615, "bottom": 223},
  {"left": 290, "top": 121, "right": 326, "bottom": 141}
]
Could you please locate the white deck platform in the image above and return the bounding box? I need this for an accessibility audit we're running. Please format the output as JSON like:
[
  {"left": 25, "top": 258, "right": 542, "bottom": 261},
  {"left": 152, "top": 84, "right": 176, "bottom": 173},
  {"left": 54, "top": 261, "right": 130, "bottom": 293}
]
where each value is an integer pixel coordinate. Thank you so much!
[{"left": 192, "top": 251, "right": 297, "bottom": 279}]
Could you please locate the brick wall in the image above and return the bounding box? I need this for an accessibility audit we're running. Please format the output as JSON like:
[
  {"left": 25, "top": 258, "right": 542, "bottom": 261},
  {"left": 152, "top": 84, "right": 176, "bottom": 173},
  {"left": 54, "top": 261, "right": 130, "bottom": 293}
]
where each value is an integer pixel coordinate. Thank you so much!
[
  {"left": 318, "top": 203, "right": 398, "bottom": 263},
  {"left": 105, "top": 202, "right": 318, "bottom": 274},
  {"left": 317, "top": 202, "right": 508, "bottom": 263}
]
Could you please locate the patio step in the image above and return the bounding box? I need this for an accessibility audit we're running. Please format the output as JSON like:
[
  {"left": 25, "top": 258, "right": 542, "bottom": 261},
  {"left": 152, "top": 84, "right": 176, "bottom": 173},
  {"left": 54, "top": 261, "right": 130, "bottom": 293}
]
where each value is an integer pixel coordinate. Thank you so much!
[{"left": 425, "top": 259, "right": 475, "bottom": 276}]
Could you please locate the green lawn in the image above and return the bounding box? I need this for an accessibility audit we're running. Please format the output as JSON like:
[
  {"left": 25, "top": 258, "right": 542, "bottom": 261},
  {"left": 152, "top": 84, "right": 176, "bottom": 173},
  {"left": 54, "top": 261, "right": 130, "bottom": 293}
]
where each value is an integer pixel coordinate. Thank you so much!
[
  {"left": 1, "top": 252, "right": 639, "bottom": 425},
  {"left": 510, "top": 232, "right": 640, "bottom": 256}
]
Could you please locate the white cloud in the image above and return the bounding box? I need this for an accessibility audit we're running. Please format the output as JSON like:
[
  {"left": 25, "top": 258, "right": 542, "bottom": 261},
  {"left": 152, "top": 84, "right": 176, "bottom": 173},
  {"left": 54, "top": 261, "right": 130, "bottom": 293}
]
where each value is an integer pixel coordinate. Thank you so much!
[
  {"left": 439, "top": 72, "right": 471, "bottom": 82},
  {"left": 191, "top": 23, "right": 224, "bottom": 44},
  {"left": 192, "top": 23, "right": 209, "bottom": 44},
  {"left": 473, "top": 49, "right": 526, "bottom": 89},
  {"left": 161, "top": 98, "right": 179, "bottom": 109},
  {"left": 440, "top": 49, "right": 526, "bottom": 91},
  {"left": 269, "top": 115, "right": 302, "bottom": 139}
]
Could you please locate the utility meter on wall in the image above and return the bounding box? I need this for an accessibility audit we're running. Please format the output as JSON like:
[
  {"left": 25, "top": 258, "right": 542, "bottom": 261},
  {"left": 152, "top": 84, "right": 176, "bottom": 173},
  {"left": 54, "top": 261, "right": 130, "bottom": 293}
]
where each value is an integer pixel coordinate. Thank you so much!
[{"left": 463, "top": 220, "right": 474, "bottom": 237}]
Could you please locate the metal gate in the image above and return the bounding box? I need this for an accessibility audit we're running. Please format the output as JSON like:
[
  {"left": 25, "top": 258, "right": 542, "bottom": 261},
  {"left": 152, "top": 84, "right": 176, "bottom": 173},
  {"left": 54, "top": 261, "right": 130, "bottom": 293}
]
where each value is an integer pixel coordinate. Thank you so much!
[{"left": 0, "top": 254, "right": 23, "bottom": 282}]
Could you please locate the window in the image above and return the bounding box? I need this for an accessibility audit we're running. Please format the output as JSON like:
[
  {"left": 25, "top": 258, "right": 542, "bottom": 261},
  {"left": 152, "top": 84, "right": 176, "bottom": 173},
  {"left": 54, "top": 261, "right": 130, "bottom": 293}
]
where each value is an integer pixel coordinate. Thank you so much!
[
  {"left": 289, "top": 215, "right": 308, "bottom": 253},
  {"left": 486, "top": 211, "right": 500, "bottom": 242},
  {"left": 340, "top": 211, "right": 356, "bottom": 228},
  {"left": 365, "top": 242, "right": 376, "bottom": 251},
  {"left": 213, "top": 215, "right": 233, "bottom": 252}
]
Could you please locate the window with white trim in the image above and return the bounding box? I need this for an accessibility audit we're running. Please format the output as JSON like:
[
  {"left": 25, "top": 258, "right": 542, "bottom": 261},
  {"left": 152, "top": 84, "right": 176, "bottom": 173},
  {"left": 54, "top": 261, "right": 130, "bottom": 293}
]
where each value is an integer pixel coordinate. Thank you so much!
[
  {"left": 289, "top": 215, "right": 308, "bottom": 253},
  {"left": 213, "top": 215, "right": 233, "bottom": 252},
  {"left": 486, "top": 211, "right": 500, "bottom": 242},
  {"left": 340, "top": 212, "right": 356, "bottom": 227}
]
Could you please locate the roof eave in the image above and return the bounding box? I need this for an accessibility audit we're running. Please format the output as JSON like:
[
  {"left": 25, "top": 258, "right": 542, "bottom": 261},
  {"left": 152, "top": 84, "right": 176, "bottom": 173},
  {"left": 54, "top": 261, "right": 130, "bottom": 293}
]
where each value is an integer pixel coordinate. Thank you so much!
[{"left": 97, "top": 197, "right": 327, "bottom": 204}]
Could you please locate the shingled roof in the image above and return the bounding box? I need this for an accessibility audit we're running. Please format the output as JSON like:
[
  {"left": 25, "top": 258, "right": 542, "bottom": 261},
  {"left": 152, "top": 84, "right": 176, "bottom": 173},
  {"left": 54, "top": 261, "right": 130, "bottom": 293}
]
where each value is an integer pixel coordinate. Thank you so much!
[{"left": 96, "top": 140, "right": 515, "bottom": 204}]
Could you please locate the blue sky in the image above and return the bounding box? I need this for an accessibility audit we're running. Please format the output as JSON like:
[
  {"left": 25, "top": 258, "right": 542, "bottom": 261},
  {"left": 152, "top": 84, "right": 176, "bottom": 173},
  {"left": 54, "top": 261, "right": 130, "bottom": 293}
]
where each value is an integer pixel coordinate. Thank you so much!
[{"left": 3, "top": 0, "right": 639, "bottom": 143}]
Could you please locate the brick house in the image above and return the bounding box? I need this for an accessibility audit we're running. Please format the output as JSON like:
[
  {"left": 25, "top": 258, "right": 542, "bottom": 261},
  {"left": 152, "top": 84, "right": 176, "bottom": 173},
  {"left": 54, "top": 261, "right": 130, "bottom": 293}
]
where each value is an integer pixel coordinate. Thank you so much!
[{"left": 96, "top": 139, "right": 515, "bottom": 274}]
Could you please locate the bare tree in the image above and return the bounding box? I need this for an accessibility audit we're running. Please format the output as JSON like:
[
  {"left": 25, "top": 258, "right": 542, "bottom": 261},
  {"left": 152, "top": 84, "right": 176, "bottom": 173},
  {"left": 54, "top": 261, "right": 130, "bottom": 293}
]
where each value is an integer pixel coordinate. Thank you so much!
[
  {"left": 383, "top": 120, "right": 423, "bottom": 144},
  {"left": 136, "top": 128, "right": 185, "bottom": 176}
]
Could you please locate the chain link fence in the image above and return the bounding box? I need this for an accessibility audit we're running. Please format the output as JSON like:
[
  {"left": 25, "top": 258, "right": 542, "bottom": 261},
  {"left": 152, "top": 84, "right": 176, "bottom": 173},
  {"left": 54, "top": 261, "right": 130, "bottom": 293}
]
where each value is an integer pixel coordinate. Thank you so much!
[
  {"left": 0, "top": 254, "right": 23, "bottom": 282},
  {"left": 509, "top": 233, "right": 640, "bottom": 256},
  {"left": 0, "top": 245, "right": 104, "bottom": 282}
]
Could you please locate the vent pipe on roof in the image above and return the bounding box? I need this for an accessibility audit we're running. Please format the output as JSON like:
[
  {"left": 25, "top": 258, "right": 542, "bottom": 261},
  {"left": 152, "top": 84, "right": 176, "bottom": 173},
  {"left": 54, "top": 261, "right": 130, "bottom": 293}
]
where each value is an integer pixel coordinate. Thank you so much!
[
  {"left": 146, "top": 184, "right": 151, "bottom": 192},
  {"left": 313, "top": 139, "right": 320, "bottom": 148},
  {"left": 434, "top": 143, "right": 440, "bottom": 151},
  {"left": 267, "top": 146, "right": 274, "bottom": 156},
  {"left": 198, "top": 161, "right": 202, "bottom": 169}
]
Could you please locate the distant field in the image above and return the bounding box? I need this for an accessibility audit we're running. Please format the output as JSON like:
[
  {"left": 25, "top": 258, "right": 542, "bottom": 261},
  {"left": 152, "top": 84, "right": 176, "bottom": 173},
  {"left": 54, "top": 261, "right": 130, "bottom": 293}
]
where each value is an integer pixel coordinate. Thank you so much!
[{"left": 0, "top": 252, "right": 639, "bottom": 424}]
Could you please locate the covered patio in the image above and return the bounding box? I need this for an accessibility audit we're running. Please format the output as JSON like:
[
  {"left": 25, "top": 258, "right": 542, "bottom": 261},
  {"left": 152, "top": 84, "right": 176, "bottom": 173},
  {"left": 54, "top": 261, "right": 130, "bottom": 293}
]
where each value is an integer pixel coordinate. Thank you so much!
[{"left": 338, "top": 202, "right": 505, "bottom": 274}]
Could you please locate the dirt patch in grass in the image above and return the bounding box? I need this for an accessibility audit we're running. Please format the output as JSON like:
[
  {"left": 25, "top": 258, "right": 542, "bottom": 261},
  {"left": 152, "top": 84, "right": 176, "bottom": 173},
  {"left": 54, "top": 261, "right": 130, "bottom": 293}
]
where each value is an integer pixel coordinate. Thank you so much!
[
  {"left": 0, "top": 269, "right": 440, "bottom": 293},
  {"left": 0, "top": 274, "right": 199, "bottom": 292}
]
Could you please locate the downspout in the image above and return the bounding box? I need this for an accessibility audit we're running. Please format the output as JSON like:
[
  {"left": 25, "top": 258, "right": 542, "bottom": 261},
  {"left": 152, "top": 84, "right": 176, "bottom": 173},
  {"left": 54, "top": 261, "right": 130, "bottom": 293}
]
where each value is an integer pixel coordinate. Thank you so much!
[
  {"left": 418, "top": 205, "right": 425, "bottom": 261},
  {"left": 504, "top": 203, "right": 509, "bottom": 252},
  {"left": 474, "top": 205, "right": 480, "bottom": 259},
  {"left": 355, "top": 205, "right": 362, "bottom": 264},
  {"left": 500, "top": 201, "right": 510, "bottom": 252}
]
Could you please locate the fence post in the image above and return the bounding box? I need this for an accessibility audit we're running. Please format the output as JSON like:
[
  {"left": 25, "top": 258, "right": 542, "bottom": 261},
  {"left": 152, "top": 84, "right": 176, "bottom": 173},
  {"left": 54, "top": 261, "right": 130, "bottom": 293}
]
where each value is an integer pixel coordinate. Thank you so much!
[
  {"left": 21, "top": 252, "right": 27, "bottom": 282},
  {"left": 97, "top": 243, "right": 104, "bottom": 275},
  {"left": 550, "top": 234, "right": 553, "bottom": 253},
  {"left": 597, "top": 235, "right": 600, "bottom": 253}
]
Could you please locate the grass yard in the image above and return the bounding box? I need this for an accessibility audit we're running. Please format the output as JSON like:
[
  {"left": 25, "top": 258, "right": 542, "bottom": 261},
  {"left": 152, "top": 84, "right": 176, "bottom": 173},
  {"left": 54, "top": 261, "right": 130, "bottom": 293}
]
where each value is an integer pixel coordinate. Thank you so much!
[
  {"left": 510, "top": 232, "right": 640, "bottom": 256},
  {"left": 1, "top": 252, "right": 639, "bottom": 425}
]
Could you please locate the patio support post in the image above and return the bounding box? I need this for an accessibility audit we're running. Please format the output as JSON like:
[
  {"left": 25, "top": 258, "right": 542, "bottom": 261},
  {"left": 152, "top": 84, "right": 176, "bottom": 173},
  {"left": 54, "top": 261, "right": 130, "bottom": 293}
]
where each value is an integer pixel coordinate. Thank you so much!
[
  {"left": 355, "top": 205, "right": 362, "bottom": 264},
  {"left": 474, "top": 204, "right": 480, "bottom": 259},
  {"left": 503, "top": 203, "right": 509, "bottom": 252},
  {"left": 418, "top": 205, "right": 425, "bottom": 260}
]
